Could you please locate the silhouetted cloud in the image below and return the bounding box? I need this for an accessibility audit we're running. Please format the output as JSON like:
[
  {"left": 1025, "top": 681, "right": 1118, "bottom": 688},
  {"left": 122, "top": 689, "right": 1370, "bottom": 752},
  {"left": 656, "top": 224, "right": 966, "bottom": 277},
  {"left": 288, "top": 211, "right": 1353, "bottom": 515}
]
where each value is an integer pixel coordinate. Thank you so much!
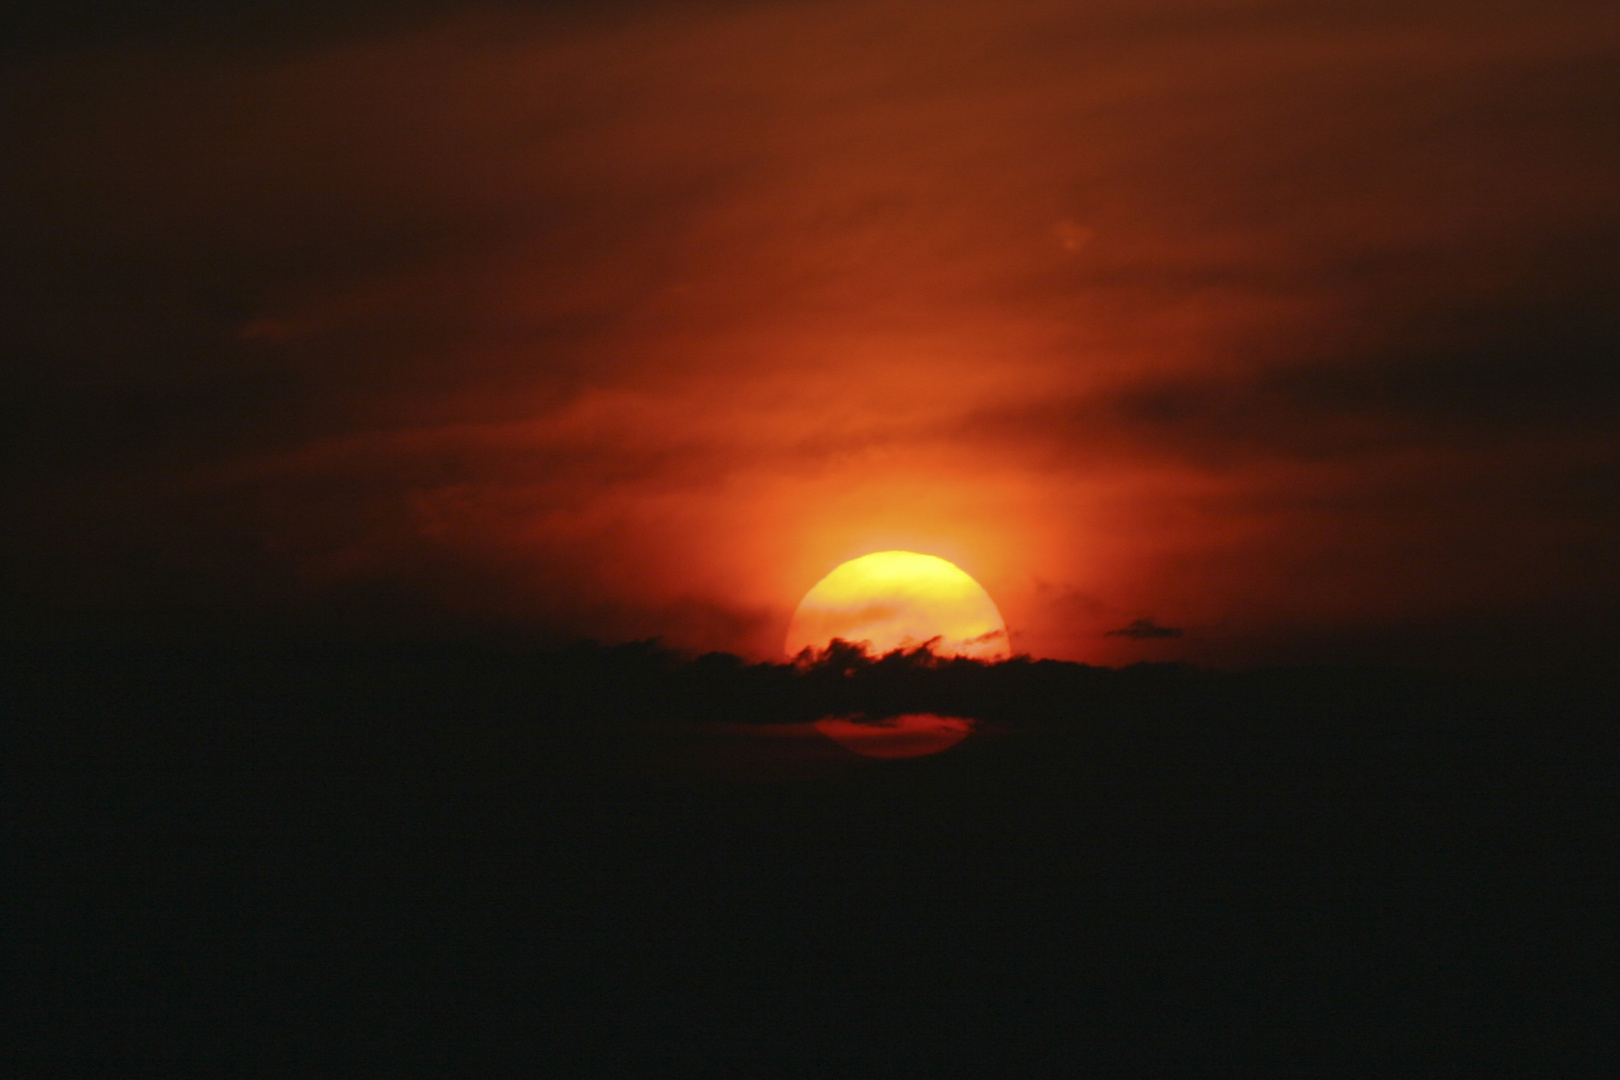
[{"left": 1108, "top": 618, "right": 1184, "bottom": 640}]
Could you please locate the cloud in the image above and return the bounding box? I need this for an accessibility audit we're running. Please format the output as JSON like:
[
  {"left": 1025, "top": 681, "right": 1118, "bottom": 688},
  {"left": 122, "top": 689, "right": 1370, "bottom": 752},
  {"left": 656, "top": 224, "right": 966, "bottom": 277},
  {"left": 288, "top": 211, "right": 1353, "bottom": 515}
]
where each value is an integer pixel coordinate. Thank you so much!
[
  {"left": 2, "top": 0, "right": 1617, "bottom": 667},
  {"left": 1108, "top": 618, "right": 1184, "bottom": 640}
]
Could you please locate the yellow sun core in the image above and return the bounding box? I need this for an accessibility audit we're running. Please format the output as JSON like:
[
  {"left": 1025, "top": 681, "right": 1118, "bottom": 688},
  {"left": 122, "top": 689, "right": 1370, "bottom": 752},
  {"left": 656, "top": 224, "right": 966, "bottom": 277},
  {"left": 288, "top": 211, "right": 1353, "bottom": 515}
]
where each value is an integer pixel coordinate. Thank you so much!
[{"left": 785, "top": 551, "right": 1010, "bottom": 660}]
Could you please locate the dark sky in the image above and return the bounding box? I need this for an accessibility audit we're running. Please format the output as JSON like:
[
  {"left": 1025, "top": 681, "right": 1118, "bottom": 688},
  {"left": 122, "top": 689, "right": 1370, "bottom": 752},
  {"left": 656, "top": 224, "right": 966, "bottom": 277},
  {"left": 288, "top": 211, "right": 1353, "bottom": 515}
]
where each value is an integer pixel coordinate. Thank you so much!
[{"left": 4, "top": 0, "right": 1618, "bottom": 671}]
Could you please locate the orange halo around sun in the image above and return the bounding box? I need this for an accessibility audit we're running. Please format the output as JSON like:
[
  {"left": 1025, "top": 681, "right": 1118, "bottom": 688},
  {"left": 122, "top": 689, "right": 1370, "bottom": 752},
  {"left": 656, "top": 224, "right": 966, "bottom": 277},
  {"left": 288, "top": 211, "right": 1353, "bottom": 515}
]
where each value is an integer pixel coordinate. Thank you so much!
[{"left": 785, "top": 551, "right": 1010, "bottom": 660}]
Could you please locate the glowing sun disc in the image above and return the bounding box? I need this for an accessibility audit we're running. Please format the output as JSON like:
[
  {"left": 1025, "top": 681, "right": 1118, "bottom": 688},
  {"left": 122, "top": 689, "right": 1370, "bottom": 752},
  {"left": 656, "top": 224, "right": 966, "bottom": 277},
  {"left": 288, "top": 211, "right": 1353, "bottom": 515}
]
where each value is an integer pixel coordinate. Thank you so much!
[{"left": 786, "top": 550, "right": 1009, "bottom": 660}]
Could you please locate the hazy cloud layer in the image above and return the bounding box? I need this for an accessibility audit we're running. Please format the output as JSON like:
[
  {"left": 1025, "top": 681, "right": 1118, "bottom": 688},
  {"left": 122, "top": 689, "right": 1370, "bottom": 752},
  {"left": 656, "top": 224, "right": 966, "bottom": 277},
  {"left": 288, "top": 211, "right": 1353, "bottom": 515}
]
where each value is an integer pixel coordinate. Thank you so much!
[{"left": 3, "top": 0, "right": 1617, "bottom": 668}]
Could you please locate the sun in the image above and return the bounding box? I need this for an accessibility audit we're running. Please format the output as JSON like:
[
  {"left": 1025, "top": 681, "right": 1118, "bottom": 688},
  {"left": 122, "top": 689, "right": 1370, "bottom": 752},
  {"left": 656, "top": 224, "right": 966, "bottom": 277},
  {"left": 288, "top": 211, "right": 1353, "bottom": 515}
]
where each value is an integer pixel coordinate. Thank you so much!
[{"left": 785, "top": 551, "right": 1010, "bottom": 660}]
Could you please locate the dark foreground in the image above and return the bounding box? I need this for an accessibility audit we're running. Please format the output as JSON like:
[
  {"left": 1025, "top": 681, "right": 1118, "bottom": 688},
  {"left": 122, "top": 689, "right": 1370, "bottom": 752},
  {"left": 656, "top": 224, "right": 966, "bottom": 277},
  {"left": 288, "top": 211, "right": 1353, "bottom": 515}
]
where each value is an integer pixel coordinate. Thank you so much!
[{"left": 6, "top": 642, "right": 1617, "bottom": 1075}]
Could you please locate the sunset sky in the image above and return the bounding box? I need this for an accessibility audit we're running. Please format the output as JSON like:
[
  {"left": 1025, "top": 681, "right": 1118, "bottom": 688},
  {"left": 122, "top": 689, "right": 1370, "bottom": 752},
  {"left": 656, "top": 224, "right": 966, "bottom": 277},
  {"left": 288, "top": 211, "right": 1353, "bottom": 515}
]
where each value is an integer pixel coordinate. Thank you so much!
[{"left": 5, "top": 0, "right": 1617, "bottom": 671}]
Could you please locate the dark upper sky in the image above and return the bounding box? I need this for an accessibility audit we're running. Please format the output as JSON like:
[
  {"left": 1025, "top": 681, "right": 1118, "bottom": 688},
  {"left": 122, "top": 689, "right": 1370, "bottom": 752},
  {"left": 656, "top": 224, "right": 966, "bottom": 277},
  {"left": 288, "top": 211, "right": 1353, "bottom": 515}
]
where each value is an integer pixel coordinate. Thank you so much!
[{"left": 4, "top": 0, "right": 1618, "bottom": 671}]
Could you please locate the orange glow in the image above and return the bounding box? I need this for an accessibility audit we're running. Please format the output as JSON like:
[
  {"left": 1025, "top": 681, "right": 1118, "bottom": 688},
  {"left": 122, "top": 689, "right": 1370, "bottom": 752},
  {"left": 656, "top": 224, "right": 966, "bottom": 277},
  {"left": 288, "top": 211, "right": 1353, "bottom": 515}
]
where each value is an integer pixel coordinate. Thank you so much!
[
  {"left": 785, "top": 551, "right": 1010, "bottom": 660},
  {"left": 10, "top": 3, "right": 1611, "bottom": 676},
  {"left": 814, "top": 713, "right": 974, "bottom": 758}
]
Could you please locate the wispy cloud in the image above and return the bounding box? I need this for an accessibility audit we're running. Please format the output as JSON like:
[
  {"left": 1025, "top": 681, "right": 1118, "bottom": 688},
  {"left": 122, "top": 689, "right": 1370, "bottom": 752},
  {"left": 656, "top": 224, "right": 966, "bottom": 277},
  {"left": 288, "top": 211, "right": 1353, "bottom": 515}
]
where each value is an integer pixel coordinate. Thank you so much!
[
  {"left": 3, "top": 0, "right": 1617, "bottom": 668},
  {"left": 1108, "top": 618, "right": 1184, "bottom": 640}
]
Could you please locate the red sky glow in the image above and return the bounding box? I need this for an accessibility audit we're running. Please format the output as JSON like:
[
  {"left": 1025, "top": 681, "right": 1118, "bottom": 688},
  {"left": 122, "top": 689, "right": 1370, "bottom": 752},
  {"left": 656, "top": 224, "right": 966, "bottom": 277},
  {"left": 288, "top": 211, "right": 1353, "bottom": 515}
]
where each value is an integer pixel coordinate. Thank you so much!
[{"left": 4, "top": 0, "right": 1618, "bottom": 672}]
